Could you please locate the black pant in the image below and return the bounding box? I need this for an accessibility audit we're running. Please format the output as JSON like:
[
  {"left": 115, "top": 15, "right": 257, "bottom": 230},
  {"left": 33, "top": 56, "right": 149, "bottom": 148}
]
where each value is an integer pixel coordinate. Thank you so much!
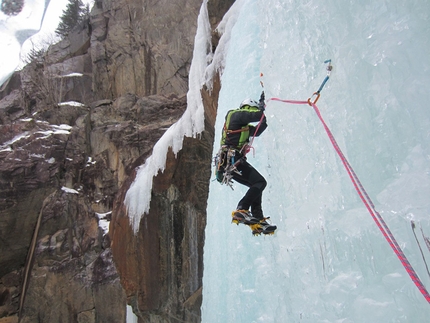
[{"left": 233, "top": 159, "right": 267, "bottom": 219}]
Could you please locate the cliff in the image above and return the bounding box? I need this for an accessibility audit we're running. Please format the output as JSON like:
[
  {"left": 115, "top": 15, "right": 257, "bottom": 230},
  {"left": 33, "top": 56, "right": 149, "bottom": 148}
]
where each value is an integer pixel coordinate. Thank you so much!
[{"left": 0, "top": 0, "right": 233, "bottom": 322}]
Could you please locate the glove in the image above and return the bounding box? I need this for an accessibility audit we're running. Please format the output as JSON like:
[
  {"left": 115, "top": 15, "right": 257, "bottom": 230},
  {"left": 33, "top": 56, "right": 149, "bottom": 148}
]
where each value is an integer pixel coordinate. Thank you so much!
[
  {"left": 259, "top": 91, "right": 265, "bottom": 103},
  {"left": 258, "top": 91, "right": 265, "bottom": 111}
]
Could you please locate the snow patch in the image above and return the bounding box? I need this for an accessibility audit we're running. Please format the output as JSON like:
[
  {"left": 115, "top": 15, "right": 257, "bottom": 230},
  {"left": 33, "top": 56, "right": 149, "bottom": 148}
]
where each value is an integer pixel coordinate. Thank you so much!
[
  {"left": 61, "top": 186, "right": 79, "bottom": 194},
  {"left": 86, "top": 157, "right": 96, "bottom": 167},
  {"left": 0, "top": 132, "right": 31, "bottom": 150},
  {"left": 0, "top": 146, "right": 12, "bottom": 153},
  {"left": 96, "top": 211, "right": 112, "bottom": 235},
  {"left": 30, "top": 153, "right": 45, "bottom": 158},
  {"left": 52, "top": 124, "right": 72, "bottom": 131},
  {"left": 58, "top": 101, "right": 85, "bottom": 107},
  {"left": 35, "top": 124, "right": 72, "bottom": 139},
  {"left": 62, "top": 72, "right": 83, "bottom": 77}
]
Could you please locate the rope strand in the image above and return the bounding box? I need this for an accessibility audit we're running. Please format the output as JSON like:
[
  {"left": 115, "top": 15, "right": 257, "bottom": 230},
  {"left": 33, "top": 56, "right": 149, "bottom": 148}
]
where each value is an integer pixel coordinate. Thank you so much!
[
  {"left": 310, "top": 101, "right": 430, "bottom": 303},
  {"left": 268, "top": 95, "right": 430, "bottom": 304}
]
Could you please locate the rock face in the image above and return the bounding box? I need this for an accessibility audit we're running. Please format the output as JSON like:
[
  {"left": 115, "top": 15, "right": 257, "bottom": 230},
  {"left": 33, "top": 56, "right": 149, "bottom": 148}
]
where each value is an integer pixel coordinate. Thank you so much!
[
  {"left": 0, "top": 0, "right": 233, "bottom": 322},
  {"left": 110, "top": 74, "right": 220, "bottom": 321}
]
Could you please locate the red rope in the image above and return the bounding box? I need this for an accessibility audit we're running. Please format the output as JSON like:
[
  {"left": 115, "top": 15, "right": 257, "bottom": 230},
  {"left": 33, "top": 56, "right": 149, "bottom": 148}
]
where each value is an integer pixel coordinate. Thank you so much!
[
  {"left": 269, "top": 97, "right": 430, "bottom": 304},
  {"left": 241, "top": 111, "right": 266, "bottom": 157}
]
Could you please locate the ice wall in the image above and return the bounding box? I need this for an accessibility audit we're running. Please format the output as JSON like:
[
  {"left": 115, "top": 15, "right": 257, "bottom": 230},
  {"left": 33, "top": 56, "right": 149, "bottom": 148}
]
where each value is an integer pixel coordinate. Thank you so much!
[{"left": 202, "top": 0, "right": 430, "bottom": 321}]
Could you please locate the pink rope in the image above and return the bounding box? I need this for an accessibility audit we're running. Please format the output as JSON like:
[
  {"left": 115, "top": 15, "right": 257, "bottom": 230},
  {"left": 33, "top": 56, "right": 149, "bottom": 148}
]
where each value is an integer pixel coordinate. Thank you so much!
[
  {"left": 242, "top": 112, "right": 266, "bottom": 157},
  {"left": 270, "top": 96, "right": 430, "bottom": 304},
  {"left": 244, "top": 98, "right": 307, "bottom": 156}
]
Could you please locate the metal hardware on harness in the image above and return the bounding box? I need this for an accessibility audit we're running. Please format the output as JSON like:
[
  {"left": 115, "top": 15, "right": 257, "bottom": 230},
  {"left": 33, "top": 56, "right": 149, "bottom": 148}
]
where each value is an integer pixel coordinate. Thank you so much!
[{"left": 214, "top": 146, "right": 242, "bottom": 190}]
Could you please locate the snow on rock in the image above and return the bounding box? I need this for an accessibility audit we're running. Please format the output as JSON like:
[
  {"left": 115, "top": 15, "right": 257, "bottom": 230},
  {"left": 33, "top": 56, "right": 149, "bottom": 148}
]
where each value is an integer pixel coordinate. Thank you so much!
[
  {"left": 58, "top": 101, "right": 85, "bottom": 107},
  {"left": 86, "top": 157, "right": 96, "bottom": 167},
  {"left": 96, "top": 211, "right": 112, "bottom": 235},
  {"left": 0, "top": 132, "right": 31, "bottom": 151},
  {"left": 62, "top": 73, "right": 83, "bottom": 77},
  {"left": 35, "top": 124, "right": 72, "bottom": 138},
  {"left": 61, "top": 186, "right": 79, "bottom": 194},
  {"left": 124, "top": 0, "right": 214, "bottom": 233}
]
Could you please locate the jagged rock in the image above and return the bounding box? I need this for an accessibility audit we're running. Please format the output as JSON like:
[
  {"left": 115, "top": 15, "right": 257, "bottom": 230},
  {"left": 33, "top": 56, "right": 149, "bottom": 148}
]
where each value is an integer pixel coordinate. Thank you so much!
[
  {"left": 47, "top": 54, "right": 92, "bottom": 76},
  {"left": 45, "top": 53, "right": 94, "bottom": 104},
  {"left": 45, "top": 21, "right": 91, "bottom": 65},
  {"left": 0, "top": 90, "right": 188, "bottom": 321},
  {"left": 109, "top": 67, "right": 221, "bottom": 323},
  {"left": 90, "top": 0, "right": 202, "bottom": 98},
  {"left": 0, "top": 90, "right": 24, "bottom": 123},
  {"left": 0, "top": 72, "right": 22, "bottom": 101},
  {"left": 0, "top": 0, "right": 234, "bottom": 322},
  {"left": 0, "top": 119, "right": 68, "bottom": 277}
]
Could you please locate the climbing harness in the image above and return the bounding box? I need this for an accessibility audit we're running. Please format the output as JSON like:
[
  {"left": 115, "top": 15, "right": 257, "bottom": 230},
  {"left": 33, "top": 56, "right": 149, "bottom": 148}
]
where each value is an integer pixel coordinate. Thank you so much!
[
  {"left": 215, "top": 101, "right": 266, "bottom": 188},
  {"left": 222, "top": 120, "right": 250, "bottom": 149},
  {"left": 268, "top": 60, "right": 430, "bottom": 304}
]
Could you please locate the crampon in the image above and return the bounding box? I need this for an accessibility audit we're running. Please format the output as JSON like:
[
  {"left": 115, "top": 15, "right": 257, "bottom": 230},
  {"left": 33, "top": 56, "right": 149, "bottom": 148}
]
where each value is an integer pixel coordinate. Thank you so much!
[
  {"left": 249, "top": 221, "right": 277, "bottom": 236},
  {"left": 231, "top": 211, "right": 277, "bottom": 236},
  {"left": 231, "top": 210, "right": 260, "bottom": 225}
]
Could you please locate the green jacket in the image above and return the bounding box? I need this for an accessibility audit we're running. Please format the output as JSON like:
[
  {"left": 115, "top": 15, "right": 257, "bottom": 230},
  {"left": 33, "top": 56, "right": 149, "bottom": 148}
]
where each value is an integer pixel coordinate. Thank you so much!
[{"left": 221, "top": 105, "right": 267, "bottom": 149}]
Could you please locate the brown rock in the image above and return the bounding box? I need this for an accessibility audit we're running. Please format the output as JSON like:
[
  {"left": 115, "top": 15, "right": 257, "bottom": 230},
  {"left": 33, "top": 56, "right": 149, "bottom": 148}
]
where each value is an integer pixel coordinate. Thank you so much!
[{"left": 0, "top": 0, "right": 234, "bottom": 322}]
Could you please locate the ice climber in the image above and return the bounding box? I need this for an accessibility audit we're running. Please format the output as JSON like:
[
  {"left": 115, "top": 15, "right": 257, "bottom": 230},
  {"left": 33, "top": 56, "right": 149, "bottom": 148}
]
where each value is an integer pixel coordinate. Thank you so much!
[{"left": 215, "top": 92, "right": 277, "bottom": 235}]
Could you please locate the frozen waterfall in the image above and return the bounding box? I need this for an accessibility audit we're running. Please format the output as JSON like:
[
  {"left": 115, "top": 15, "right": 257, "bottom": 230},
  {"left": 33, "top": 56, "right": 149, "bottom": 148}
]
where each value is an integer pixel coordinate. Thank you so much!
[{"left": 202, "top": 0, "right": 430, "bottom": 322}]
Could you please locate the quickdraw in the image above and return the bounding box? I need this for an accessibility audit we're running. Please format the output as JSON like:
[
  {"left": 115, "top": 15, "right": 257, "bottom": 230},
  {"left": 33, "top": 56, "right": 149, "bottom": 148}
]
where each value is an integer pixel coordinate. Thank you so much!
[{"left": 307, "top": 59, "right": 332, "bottom": 105}]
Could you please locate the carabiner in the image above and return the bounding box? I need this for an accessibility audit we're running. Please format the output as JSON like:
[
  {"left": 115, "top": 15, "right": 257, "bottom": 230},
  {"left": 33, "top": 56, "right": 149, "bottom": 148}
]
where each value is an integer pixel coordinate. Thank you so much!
[{"left": 308, "top": 92, "right": 320, "bottom": 105}]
